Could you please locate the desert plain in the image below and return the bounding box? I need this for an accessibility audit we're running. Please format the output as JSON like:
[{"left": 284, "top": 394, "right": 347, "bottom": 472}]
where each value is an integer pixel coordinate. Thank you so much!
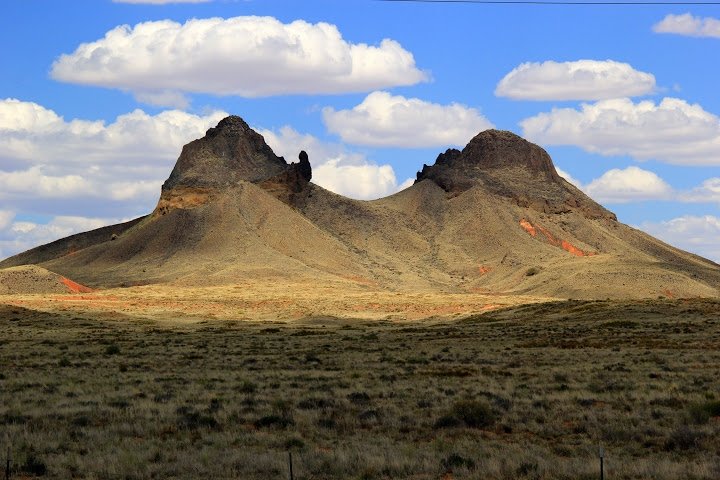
[{"left": 1, "top": 283, "right": 720, "bottom": 479}]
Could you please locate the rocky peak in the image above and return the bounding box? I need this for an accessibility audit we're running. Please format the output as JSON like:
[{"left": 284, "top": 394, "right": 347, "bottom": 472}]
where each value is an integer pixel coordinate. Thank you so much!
[
  {"left": 415, "top": 130, "right": 561, "bottom": 193},
  {"left": 204, "top": 115, "right": 250, "bottom": 138},
  {"left": 154, "top": 116, "right": 313, "bottom": 215},
  {"left": 161, "top": 115, "right": 288, "bottom": 192},
  {"left": 416, "top": 129, "right": 615, "bottom": 220}
]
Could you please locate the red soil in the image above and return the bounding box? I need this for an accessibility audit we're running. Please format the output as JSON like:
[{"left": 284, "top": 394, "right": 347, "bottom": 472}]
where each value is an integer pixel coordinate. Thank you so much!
[
  {"left": 59, "top": 277, "right": 97, "bottom": 294},
  {"left": 519, "top": 219, "right": 536, "bottom": 236},
  {"left": 519, "top": 220, "right": 595, "bottom": 257},
  {"left": 478, "top": 266, "right": 494, "bottom": 274}
]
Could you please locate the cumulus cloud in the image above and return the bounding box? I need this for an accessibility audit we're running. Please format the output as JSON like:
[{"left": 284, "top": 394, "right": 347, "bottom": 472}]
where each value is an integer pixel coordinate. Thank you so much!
[
  {"left": 558, "top": 166, "right": 675, "bottom": 203},
  {"left": 322, "top": 91, "right": 493, "bottom": 148},
  {"left": 50, "top": 17, "right": 428, "bottom": 101},
  {"left": 495, "top": 60, "right": 656, "bottom": 101},
  {"left": 0, "top": 211, "right": 14, "bottom": 231},
  {"left": 562, "top": 165, "right": 720, "bottom": 206},
  {"left": 638, "top": 215, "right": 720, "bottom": 262},
  {"left": 133, "top": 90, "right": 191, "bottom": 109},
  {"left": 0, "top": 98, "right": 227, "bottom": 215},
  {"left": 653, "top": 13, "right": 720, "bottom": 38},
  {"left": 0, "top": 215, "right": 122, "bottom": 261},
  {"left": 584, "top": 166, "right": 674, "bottom": 203},
  {"left": 258, "top": 126, "right": 413, "bottom": 200},
  {"left": 678, "top": 177, "right": 720, "bottom": 205},
  {"left": 520, "top": 97, "right": 720, "bottom": 165}
]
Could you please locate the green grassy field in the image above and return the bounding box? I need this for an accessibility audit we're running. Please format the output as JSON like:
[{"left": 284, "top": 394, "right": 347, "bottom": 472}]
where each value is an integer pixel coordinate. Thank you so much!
[{"left": 1, "top": 298, "right": 719, "bottom": 479}]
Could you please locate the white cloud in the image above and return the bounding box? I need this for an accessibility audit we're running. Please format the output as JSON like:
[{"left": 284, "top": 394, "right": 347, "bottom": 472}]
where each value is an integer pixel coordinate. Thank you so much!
[
  {"left": 584, "top": 166, "right": 674, "bottom": 203},
  {"left": 678, "top": 177, "right": 720, "bottom": 205},
  {"left": 0, "top": 215, "right": 122, "bottom": 261},
  {"left": 133, "top": 90, "right": 191, "bottom": 109},
  {"left": 495, "top": 60, "right": 656, "bottom": 101},
  {"left": 563, "top": 165, "right": 720, "bottom": 206},
  {"left": 638, "top": 215, "right": 720, "bottom": 263},
  {"left": 322, "top": 91, "right": 493, "bottom": 148},
  {"left": 259, "top": 125, "right": 413, "bottom": 200},
  {"left": 0, "top": 167, "right": 94, "bottom": 198},
  {"left": 520, "top": 97, "right": 720, "bottom": 165},
  {"left": 653, "top": 13, "right": 720, "bottom": 39},
  {"left": 0, "top": 98, "right": 227, "bottom": 215},
  {"left": 50, "top": 17, "right": 428, "bottom": 101},
  {"left": 0, "top": 211, "right": 14, "bottom": 231}
]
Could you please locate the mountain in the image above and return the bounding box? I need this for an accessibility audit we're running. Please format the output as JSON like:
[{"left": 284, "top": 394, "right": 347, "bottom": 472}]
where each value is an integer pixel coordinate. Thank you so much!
[{"left": 1, "top": 116, "right": 719, "bottom": 300}]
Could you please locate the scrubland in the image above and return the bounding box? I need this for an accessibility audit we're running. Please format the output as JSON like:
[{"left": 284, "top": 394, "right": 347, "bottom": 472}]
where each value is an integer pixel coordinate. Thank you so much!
[{"left": 1, "top": 297, "right": 719, "bottom": 479}]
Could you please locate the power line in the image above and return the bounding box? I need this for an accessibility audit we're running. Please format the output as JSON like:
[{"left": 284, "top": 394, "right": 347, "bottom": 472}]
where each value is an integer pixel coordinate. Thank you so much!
[{"left": 377, "top": 0, "right": 720, "bottom": 4}]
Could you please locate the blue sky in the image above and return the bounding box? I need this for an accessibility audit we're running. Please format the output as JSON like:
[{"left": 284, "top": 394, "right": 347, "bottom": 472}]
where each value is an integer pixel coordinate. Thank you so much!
[{"left": 1, "top": 0, "right": 719, "bottom": 261}]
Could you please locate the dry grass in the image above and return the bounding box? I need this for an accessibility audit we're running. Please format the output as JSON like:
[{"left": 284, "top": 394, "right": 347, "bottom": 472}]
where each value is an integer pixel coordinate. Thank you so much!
[{"left": 1, "top": 297, "right": 719, "bottom": 479}]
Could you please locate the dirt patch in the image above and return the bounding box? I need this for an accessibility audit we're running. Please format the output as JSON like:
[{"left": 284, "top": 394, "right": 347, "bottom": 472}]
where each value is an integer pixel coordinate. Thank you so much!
[
  {"left": 59, "top": 276, "right": 97, "bottom": 294},
  {"left": 519, "top": 219, "right": 536, "bottom": 236}
]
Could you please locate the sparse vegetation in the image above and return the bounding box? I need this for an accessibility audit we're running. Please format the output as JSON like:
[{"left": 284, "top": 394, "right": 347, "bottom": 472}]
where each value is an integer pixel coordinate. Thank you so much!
[
  {"left": 1, "top": 298, "right": 719, "bottom": 479},
  {"left": 525, "top": 267, "right": 541, "bottom": 276}
]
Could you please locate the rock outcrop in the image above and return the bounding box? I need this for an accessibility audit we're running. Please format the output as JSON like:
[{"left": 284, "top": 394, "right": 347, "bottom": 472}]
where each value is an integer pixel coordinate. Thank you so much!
[
  {"left": 259, "top": 151, "right": 313, "bottom": 207},
  {"left": 416, "top": 129, "right": 615, "bottom": 220},
  {"left": 154, "top": 116, "right": 312, "bottom": 215},
  {"left": 162, "top": 115, "right": 287, "bottom": 191}
]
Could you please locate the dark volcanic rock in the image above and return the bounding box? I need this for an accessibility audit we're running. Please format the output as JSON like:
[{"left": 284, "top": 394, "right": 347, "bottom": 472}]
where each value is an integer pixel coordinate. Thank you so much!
[
  {"left": 162, "top": 115, "right": 288, "bottom": 191},
  {"left": 416, "top": 129, "right": 615, "bottom": 220},
  {"left": 155, "top": 116, "right": 313, "bottom": 213},
  {"left": 259, "top": 150, "right": 313, "bottom": 206},
  {"left": 293, "top": 150, "right": 312, "bottom": 183},
  {"left": 415, "top": 130, "right": 561, "bottom": 194}
]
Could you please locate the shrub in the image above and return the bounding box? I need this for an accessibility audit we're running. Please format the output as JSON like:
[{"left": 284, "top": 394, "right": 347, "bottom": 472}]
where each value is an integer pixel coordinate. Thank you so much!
[
  {"left": 525, "top": 267, "right": 540, "bottom": 277},
  {"left": 254, "top": 415, "right": 294, "bottom": 429},
  {"left": 58, "top": 357, "right": 71, "bottom": 367},
  {"left": 237, "top": 379, "right": 258, "bottom": 394},
  {"left": 433, "top": 415, "right": 463, "bottom": 429},
  {"left": 72, "top": 415, "right": 91, "bottom": 427},
  {"left": 358, "top": 410, "right": 379, "bottom": 421},
  {"left": 698, "top": 400, "right": 720, "bottom": 416},
  {"left": 105, "top": 344, "right": 120, "bottom": 355},
  {"left": 284, "top": 437, "right": 305, "bottom": 450},
  {"left": 298, "top": 398, "right": 334, "bottom": 409},
  {"left": 664, "top": 426, "right": 705, "bottom": 451},
  {"left": 451, "top": 399, "right": 495, "bottom": 428},
  {"left": 21, "top": 452, "right": 47, "bottom": 476},
  {"left": 176, "top": 406, "right": 218, "bottom": 430},
  {"left": 687, "top": 401, "right": 720, "bottom": 424},
  {"left": 517, "top": 462, "right": 539, "bottom": 476},
  {"left": 347, "top": 392, "right": 371, "bottom": 405},
  {"left": 440, "top": 453, "right": 476, "bottom": 472},
  {"left": 317, "top": 417, "right": 336, "bottom": 429}
]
